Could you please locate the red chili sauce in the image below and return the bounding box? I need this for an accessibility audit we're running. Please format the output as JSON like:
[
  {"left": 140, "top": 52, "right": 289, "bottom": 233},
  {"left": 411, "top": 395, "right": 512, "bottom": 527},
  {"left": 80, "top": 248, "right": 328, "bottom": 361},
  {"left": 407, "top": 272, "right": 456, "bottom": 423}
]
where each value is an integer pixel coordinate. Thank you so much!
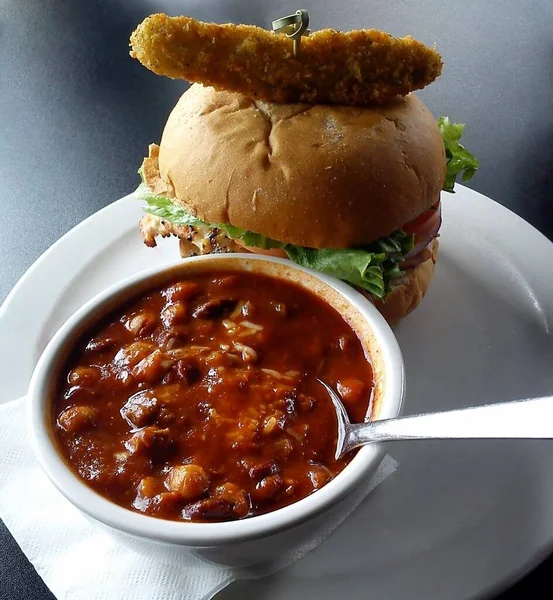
[{"left": 52, "top": 271, "right": 374, "bottom": 522}]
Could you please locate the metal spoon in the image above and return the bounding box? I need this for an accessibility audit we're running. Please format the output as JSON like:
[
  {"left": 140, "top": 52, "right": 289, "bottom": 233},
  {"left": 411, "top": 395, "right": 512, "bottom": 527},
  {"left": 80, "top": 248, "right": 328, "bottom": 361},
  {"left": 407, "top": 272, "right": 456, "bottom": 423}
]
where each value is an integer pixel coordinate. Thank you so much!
[{"left": 317, "top": 380, "right": 553, "bottom": 460}]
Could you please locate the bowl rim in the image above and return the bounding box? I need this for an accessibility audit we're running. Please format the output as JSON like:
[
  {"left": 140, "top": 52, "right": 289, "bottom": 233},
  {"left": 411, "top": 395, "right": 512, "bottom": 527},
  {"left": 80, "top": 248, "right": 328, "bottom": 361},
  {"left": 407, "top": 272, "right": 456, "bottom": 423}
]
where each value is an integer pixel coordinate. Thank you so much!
[{"left": 27, "top": 254, "right": 404, "bottom": 546}]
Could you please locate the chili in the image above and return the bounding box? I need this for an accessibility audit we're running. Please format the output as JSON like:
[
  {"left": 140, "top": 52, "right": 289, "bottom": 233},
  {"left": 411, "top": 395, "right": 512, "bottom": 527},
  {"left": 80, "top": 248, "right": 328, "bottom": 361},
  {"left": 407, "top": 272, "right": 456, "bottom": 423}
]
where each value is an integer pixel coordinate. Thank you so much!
[{"left": 52, "top": 271, "right": 374, "bottom": 522}]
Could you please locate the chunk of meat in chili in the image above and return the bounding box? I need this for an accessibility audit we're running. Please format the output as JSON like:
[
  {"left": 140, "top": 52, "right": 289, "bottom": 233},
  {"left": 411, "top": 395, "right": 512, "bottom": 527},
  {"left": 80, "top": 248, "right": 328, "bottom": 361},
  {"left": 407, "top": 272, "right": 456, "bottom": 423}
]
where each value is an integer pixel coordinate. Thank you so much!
[
  {"left": 120, "top": 391, "right": 159, "bottom": 428},
  {"left": 125, "top": 426, "right": 173, "bottom": 459},
  {"left": 192, "top": 297, "right": 236, "bottom": 319}
]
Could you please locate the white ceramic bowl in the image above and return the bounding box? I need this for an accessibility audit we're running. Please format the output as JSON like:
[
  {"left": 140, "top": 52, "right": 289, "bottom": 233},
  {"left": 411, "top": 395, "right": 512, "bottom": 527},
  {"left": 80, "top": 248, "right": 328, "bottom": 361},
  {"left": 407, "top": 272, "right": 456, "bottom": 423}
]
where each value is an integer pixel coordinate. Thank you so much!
[{"left": 28, "top": 254, "right": 404, "bottom": 567}]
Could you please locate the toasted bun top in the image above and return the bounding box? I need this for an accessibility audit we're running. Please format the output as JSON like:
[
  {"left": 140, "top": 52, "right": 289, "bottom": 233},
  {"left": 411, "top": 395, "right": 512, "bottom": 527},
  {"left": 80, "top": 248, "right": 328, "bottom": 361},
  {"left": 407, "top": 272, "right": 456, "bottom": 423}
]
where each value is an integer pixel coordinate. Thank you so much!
[{"left": 144, "top": 83, "right": 445, "bottom": 248}]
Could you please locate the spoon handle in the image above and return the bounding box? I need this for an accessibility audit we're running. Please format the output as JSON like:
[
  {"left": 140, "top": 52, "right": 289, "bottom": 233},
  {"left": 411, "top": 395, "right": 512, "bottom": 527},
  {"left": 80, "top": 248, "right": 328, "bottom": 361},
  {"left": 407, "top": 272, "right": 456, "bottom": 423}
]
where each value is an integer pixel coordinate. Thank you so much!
[{"left": 350, "top": 397, "right": 553, "bottom": 446}]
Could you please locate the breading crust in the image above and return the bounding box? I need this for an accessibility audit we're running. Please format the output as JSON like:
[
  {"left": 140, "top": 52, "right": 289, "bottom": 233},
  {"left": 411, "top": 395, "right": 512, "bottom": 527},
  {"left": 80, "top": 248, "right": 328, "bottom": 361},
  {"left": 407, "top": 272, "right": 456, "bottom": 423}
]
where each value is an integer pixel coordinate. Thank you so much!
[{"left": 130, "top": 13, "right": 442, "bottom": 106}]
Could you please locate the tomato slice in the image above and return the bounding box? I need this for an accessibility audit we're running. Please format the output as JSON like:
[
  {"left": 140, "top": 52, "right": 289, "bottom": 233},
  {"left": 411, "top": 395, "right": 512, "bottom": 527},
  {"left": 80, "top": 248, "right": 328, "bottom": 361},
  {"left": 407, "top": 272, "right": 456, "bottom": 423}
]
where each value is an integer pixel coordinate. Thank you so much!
[{"left": 403, "top": 202, "right": 442, "bottom": 242}]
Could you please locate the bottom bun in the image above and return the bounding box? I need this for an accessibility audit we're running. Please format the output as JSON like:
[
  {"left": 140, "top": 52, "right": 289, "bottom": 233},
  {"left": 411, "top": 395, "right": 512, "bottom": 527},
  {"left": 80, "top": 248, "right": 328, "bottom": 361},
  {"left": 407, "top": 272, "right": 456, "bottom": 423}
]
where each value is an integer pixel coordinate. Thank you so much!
[{"left": 370, "top": 240, "right": 439, "bottom": 326}]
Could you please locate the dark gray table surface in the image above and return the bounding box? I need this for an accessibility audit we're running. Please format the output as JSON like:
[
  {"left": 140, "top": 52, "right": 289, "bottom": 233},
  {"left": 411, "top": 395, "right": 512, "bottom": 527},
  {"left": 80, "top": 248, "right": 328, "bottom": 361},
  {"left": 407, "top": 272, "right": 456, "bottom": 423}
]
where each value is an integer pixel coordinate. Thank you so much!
[{"left": 1, "top": 1, "right": 552, "bottom": 598}]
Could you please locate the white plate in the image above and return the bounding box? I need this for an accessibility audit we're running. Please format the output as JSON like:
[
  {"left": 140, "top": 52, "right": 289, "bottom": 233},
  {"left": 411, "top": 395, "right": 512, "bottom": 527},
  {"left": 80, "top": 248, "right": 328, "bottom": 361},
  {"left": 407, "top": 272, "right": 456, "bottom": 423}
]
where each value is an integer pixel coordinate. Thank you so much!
[{"left": 2, "top": 187, "right": 553, "bottom": 599}]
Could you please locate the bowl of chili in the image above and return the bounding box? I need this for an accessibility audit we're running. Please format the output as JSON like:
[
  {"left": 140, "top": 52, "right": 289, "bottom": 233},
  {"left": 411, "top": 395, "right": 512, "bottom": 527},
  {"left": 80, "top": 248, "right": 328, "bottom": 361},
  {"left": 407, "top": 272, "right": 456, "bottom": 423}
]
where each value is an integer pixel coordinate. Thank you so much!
[{"left": 28, "top": 254, "right": 404, "bottom": 567}]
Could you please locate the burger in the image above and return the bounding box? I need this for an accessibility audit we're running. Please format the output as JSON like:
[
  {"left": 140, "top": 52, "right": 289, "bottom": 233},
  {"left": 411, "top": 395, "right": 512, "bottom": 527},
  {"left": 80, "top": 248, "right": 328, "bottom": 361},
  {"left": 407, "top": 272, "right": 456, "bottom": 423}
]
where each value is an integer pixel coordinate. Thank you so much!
[{"left": 136, "top": 83, "right": 477, "bottom": 325}]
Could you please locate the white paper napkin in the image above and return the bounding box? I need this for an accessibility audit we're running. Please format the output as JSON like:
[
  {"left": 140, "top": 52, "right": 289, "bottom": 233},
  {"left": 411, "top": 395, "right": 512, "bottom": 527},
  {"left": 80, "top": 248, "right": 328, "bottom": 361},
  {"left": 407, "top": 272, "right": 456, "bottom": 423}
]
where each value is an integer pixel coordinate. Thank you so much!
[{"left": 0, "top": 398, "right": 397, "bottom": 600}]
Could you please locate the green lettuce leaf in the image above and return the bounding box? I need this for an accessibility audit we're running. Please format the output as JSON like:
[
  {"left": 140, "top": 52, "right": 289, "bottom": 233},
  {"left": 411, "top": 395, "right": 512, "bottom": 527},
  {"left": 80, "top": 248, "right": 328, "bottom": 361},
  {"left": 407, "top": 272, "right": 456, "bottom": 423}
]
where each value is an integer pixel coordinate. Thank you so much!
[
  {"left": 438, "top": 116, "right": 479, "bottom": 193},
  {"left": 285, "top": 229, "right": 413, "bottom": 299},
  {"left": 284, "top": 247, "right": 388, "bottom": 298}
]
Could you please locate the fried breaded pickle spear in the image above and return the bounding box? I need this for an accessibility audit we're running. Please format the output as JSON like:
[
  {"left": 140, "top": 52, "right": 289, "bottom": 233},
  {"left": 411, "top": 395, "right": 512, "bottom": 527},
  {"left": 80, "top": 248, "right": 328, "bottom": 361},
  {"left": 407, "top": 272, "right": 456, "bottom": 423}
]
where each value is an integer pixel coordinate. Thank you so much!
[{"left": 130, "top": 13, "right": 442, "bottom": 105}]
